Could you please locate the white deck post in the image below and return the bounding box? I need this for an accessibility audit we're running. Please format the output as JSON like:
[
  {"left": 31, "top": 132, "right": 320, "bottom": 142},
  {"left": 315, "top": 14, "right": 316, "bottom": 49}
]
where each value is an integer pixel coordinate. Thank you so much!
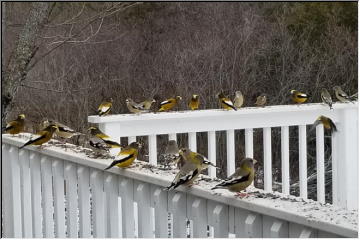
[
  {"left": 332, "top": 107, "right": 359, "bottom": 210},
  {"left": 148, "top": 134, "right": 157, "bottom": 165},
  {"left": 30, "top": 152, "right": 42, "bottom": 237},
  {"left": 77, "top": 166, "right": 91, "bottom": 237},
  {"left": 52, "top": 159, "right": 66, "bottom": 237}
]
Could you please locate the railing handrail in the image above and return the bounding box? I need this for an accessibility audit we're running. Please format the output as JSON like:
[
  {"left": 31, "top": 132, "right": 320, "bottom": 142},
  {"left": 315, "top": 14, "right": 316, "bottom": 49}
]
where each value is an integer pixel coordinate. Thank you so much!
[
  {"left": 2, "top": 134, "right": 358, "bottom": 237},
  {"left": 87, "top": 102, "right": 357, "bottom": 136}
]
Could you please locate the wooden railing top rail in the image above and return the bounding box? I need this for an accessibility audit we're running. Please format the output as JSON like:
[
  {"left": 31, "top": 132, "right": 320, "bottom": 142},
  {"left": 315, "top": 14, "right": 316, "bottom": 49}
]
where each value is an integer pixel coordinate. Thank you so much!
[{"left": 2, "top": 134, "right": 358, "bottom": 237}]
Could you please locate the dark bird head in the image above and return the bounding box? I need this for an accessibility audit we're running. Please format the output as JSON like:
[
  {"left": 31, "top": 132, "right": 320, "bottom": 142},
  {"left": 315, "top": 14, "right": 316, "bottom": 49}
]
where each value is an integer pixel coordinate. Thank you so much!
[
  {"left": 216, "top": 92, "right": 225, "bottom": 99},
  {"left": 87, "top": 126, "right": 99, "bottom": 135},
  {"left": 176, "top": 96, "right": 182, "bottom": 101},
  {"left": 151, "top": 99, "right": 156, "bottom": 103},
  {"left": 46, "top": 124, "right": 59, "bottom": 133},
  {"left": 108, "top": 97, "right": 114, "bottom": 103},
  {"left": 179, "top": 147, "right": 190, "bottom": 155}
]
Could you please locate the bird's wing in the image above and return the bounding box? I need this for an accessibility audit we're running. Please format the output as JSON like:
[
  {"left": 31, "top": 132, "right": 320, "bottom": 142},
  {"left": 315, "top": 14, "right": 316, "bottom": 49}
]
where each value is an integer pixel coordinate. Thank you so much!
[
  {"left": 160, "top": 99, "right": 173, "bottom": 106},
  {"left": 296, "top": 93, "right": 308, "bottom": 98},
  {"left": 216, "top": 172, "right": 251, "bottom": 187},
  {"left": 98, "top": 102, "right": 111, "bottom": 113},
  {"left": 57, "top": 124, "right": 76, "bottom": 133}
]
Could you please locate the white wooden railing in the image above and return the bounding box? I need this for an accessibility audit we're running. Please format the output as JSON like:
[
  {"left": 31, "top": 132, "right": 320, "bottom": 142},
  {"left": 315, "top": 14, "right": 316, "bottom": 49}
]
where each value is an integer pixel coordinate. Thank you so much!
[
  {"left": 1, "top": 134, "right": 358, "bottom": 238},
  {"left": 88, "top": 102, "right": 359, "bottom": 210}
]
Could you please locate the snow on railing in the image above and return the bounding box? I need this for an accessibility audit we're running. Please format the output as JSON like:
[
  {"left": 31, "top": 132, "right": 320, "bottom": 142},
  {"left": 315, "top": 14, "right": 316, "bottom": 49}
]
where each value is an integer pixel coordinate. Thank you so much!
[
  {"left": 88, "top": 102, "right": 359, "bottom": 210},
  {"left": 1, "top": 135, "right": 358, "bottom": 238}
]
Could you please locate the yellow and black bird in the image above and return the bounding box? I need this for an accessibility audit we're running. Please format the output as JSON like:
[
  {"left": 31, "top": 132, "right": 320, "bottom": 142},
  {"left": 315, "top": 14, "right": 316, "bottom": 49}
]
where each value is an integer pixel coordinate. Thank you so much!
[
  {"left": 255, "top": 94, "right": 267, "bottom": 107},
  {"left": 126, "top": 98, "right": 148, "bottom": 114},
  {"left": 333, "top": 86, "right": 353, "bottom": 103},
  {"left": 290, "top": 90, "right": 309, "bottom": 104},
  {"left": 98, "top": 98, "right": 113, "bottom": 116},
  {"left": 234, "top": 91, "right": 244, "bottom": 109},
  {"left": 42, "top": 119, "right": 83, "bottom": 139},
  {"left": 88, "top": 126, "right": 122, "bottom": 148},
  {"left": 89, "top": 137, "right": 111, "bottom": 153},
  {"left": 212, "top": 158, "right": 257, "bottom": 196},
  {"left": 164, "top": 148, "right": 216, "bottom": 190},
  {"left": 321, "top": 88, "right": 333, "bottom": 110},
  {"left": 216, "top": 92, "right": 237, "bottom": 111},
  {"left": 312, "top": 115, "right": 337, "bottom": 133},
  {"left": 158, "top": 96, "right": 182, "bottom": 112},
  {"left": 188, "top": 94, "right": 200, "bottom": 110},
  {"left": 20, "top": 124, "right": 58, "bottom": 149},
  {"left": 4, "top": 114, "right": 26, "bottom": 135},
  {"left": 139, "top": 99, "right": 156, "bottom": 110},
  {"left": 104, "top": 142, "right": 142, "bottom": 170}
]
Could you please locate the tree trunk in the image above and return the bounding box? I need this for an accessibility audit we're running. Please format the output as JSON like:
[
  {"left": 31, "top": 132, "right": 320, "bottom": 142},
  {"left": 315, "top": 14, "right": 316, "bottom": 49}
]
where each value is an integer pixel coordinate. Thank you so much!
[{"left": 2, "top": 2, "right": 54, "bottom": 125}]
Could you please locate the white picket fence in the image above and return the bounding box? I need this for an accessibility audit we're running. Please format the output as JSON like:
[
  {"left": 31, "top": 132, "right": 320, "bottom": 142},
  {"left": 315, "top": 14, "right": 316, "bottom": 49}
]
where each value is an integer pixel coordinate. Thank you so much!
[
  {"left": 88, "top": 102, "right": 359, "bottom": 210},
  {"left": 1, "top": 135, "right": 358, "bottom": 238}
]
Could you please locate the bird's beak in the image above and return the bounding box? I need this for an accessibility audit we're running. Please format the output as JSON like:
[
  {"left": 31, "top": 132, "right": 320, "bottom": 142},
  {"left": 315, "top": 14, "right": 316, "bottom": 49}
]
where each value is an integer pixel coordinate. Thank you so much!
[{"left": 253, "top": 159, "right": 258, "bottom": 165}]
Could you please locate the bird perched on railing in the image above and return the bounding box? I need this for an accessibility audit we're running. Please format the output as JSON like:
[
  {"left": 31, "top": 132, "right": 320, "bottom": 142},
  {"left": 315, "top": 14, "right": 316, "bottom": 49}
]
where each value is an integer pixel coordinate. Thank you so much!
[
  {"left": 164, "top": 148, "right": 217, "bottom": 190},
  {"left": 88, "top": 126, "right": 122, "bottom": 148},
  {"left": 311, "top": 115, "right": 337, "bottom": 133},
  {"left": 290, "top": 90, "right": 309, "bottom": 104},
  {"left": 212, "top": 158, "right": 257, "bottom": 197},
  {"left": 255, "top": 94, "right": 266, "bottom": 107},
  {"left": 333, "top": 86, "right": 354, "bottom": 103},
  {"left": 4, "top": 114, "right": 26, "bottom": 135},
  {"left": 321, "top": 88, "right": 333, "bottom": 110},
  {"left": 160, "top": 140, "right": 180, "bottom": 169},
  {"left": 126, "top": 98, "right": 149, "bottom": 114},
  {"left": 216, "top": 92, "right": 237, "bottom": 111},
  {"left": 89, "top": 137, "right": 111, "bottom": 153},
  {"left": 188, "top": 94, "right": 200, "bottom": 110},
  {"left": 20, "top": 124, "right": 58, "bottom": 149},
  {"left": 104, "top": 142, "right": 142, "bottom": 170},
  {"left": 98, "top": 97, "right": 113, "bottom": 116},
  {"left": 41, "top": 119, "right": 83, "bottom": 140},
  {"left": 158, "top": 96, "right": 182, "bottom": 112},
  {"left": 139, "top": 98, "right": 156, "bottom": 111},
  {"left": 233, "top": 91, "right": 244, "bottom": 109}
]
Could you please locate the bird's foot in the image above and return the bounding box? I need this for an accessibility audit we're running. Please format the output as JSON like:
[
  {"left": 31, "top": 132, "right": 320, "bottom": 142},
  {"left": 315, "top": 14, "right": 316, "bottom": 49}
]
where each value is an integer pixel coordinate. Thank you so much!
[{"left": 235, "top": 192, "right": 249, "bottom": 198}]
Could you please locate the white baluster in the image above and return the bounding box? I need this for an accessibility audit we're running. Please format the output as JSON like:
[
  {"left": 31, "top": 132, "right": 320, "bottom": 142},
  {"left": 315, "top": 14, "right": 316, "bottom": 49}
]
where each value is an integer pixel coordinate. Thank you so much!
[
  {"left": 3, "top": 145, "right": 22, "bottom": 237},
  {"left": 168, "top": 133, "right": 177, "bottom": 141},
  {"left": 245, "top": 128, "right": 254, "bottom": 158},
  {"left": 298, "top": 125, "right": 307, "bottom": 199},
  {"left": 188, "top": 132, "right": 197, "bottom": 152},
  {"left": 134, "top": 181, "right": 152, "bottom": 237},
  {"left": 316, "top": 124, "right": 325, "bottom": 203},
  {"left": 41, "top": 156, "right": 55, "bottom": 237},
  {"left": 149, "top": 134, "right": 157, "bottom": 165},
  {"left": 331, "top": 132, "right": 339, "bottom": 205},
  {"left": 77, "top": 166, "right": 91, "bottom": 237},
  {"left": 64, "top": 162, "right": 78, "bottom": 237},
  {"left": 90, "top": 169, "right": 106, "bottom": 237},
  {"left": 207, "top": 201, "right": 229, "bottom": 237},
  {"left": 187, "top": 197, "right": 207, "bottom": 237},
  {"left": 263, "top": 127, "right": 272, "bottom": 191},
  {"left": 30, "top": 152, "right": 43, "bottom": 237},
  {"left": 52, "top": 159, "right": 66, "bottom": 237},
  {"left": 228, "top": 206, "right": 235, "bottom": 236},
  {"left": 168, "top": 192, "right": 187, "bottom": 238},
  {"left": 226, "top": 129, "right": 235, "bottom": 177},
  {"left": 207, "top": 131, "right": 217, "bottom": 178},
  {"left": 119, "top": 177, "right": 135, "bottom": 237},
  {"left": 128, "top": 136, "right": 137, "bottom": 145},
  {"left": 19, "top": 149, "right": 33, "bottom": 237},
  {"left": 151, "top": 186, "right": 168, "bottom": 238},
  {"left": 105, "top": 173, "right": 119, "bottom": 237},
  {"left": 281, "top": 126, "right": 290, "bottom": 195}
]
